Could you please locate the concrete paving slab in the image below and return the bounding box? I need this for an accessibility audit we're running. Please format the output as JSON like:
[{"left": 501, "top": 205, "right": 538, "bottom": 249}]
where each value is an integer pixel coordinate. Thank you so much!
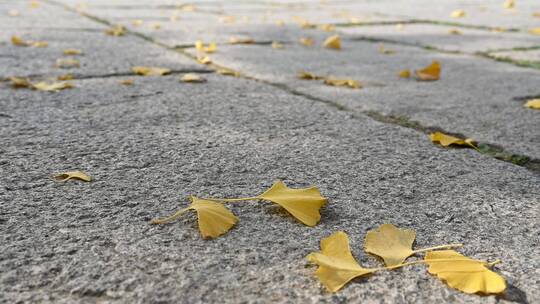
[
  {"left": 489, "top": 48, "right": 540, "bottom": 63},
  {"left": 185, "top": 42, "right": 540, "bottom": 157},
  {"left": 1, "top": 74, "right": 539, "bottom": 304},
  {"left": 338, "top": 23, "right": 540, "bottom": 53}
]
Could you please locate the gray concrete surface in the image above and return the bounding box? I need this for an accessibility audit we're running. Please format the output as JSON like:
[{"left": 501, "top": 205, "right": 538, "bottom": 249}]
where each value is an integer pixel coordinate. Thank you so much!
[{"left": 1, "top": 1, "right": 539, "bottom": 304}]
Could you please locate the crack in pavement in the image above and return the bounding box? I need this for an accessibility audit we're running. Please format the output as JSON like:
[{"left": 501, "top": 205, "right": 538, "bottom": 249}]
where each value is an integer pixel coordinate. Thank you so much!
[{"left": 42, "top": 0, "right": 540, "bottom": 175}]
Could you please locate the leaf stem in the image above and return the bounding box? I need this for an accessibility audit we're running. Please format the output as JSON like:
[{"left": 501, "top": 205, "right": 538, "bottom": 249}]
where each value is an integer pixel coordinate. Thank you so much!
[
  {"left": 413, "top": 243, "right": 464, "bottom": 254},
  {"left": 384, "top": 258, "right": 492, "bottom": 271},
  {"left": 150, "top": 207, "right": 190, "bottom": 224},
  {"left": 203, "top": 196, "right": 261, "bottom": 202}
]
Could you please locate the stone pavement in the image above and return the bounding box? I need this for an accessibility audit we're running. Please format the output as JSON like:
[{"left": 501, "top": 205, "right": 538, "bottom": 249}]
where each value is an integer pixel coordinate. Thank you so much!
[{"left": 1, "top": 1, "right": 539, "bottom": 303}]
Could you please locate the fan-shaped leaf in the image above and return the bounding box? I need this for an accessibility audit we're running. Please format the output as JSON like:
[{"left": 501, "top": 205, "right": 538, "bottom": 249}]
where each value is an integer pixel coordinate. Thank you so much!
[{"left": 365, "top": 223, "right": 415, "bottom": 266}]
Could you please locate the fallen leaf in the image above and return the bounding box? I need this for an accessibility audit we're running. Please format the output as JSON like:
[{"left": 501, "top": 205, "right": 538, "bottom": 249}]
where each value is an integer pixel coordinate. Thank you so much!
[
  {"left": 415, "top": 61, "right": 441, "bottom": 81},
  {"left": 429, "top": 131, "right": 477, "bottom": 149},
  {"left": 151, "top": 196, "right": 238, "bottom": 239},
  {"left": 53, "top": 171, "right": 91, "bottom": 182},
  {"left": 181, "top": 73, "right": 206, "bottom": 83},
  {"left": 33, "top": 81, "right": 74, "bottom": 91},
  {"left": 257, "top": 180, "right": 327, "bottom": 226},
  {"left": 216, "top": 68, "right": 240, "bottom": 77},
  {"left": 364, "top": 223, "right": 416, "bottom": 266},
  {"left": 197, "top": 56, "right": 212, "bottom": 65},
  {"left": 57, "top": 74, "right": 73, "bottom": 80},
  {"left": 425, "top": 250, "right": 506, "bottom": 294},
  {"left": 120, "top": 79, "right": 134, "bottom": 85},
  {"left": 229, "top": 37, "right": 255, "bottom": 44},
  {"left": 151, "top": 23, "right": 161, "bottom": 30},
  {"left": 448, "top": 29, "right": 462, "bottom": 35},
  {"left": 503, "top": 0, "right": 515, "bottom": 9},
  {"left": 533, "top": 12, "right": 540, "bottom": 18},
  {"left": 56, "top": 58, "right": 80, "bottom": 69},
  {"left": 195, "top": 40, "right": 217, "bottom": 53},
  {"left": 524, "top": 99, "right": 540, "bottom": 109},
  {"left": 323, "top": 35, "right": 341, "bottom": 50},
  {"left": 318, "top": 24, "right": 335, "bottom": 32},
  {"left": 298, "top": 70, "right": 324, "bottom": 80},
  {"left": 32, "top": 41, "right": 48, "bottom": 48},
  {"left": 399, "top": 70, "right": 411, "bottom": 78},
  {"left": 105, "top": 25, "right": 126, "bottom": 36},
  {"left": 324, "top": 78, "right": 361, "bottom": 89},
  {"left": 11, "top": 35, "right": 29, "bottom": 46},
  {"left": 219, "top": 15, "right": 236, "bottom": 23},
  {"left": 132, "top": 66, "right": 171, "bottom": 76},
  {"left": 528, "top": 28, "right": 540, "bottom": 35},
  {"left": 132, "top": 19, "right": 143, "bottom": 26},
  {"left": 299, "top": 37, "right": 314, "bottom": 46},
  {"left": 271, "top": 41, "right": 284, "bottom": 49},
  {"left": 378, "top": 44, "right": 395, "bottom": 54},
  {"left": 63, "top": 48, "right": 83, "bottom": 55},
  {"left": 450, "top": 9, "right": 466, "bottom": 18},
  {"left": 30, "top": 1, "right": 40, "bottom": 8},
  {"left": 9, "top": 77, "right": 32, "bottom": 88},
  {"left": 179, "top": 4, "right": 196, "bottom": 12},
  {"left": 307, "top": 231, "right": 377, "bottom": 292}
]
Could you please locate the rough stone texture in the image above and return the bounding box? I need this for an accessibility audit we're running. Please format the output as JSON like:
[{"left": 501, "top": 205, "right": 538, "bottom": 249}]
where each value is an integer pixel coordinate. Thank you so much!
[
  {"left": 1, "top": 1, "right": 539, "bottom": 304},
  {"left": 489, "top": 49, "right": 540, "bottom": 63}
]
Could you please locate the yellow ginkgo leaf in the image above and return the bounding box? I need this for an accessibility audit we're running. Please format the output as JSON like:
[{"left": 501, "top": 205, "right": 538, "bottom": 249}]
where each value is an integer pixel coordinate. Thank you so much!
[
  {"left": 415, "top": 61, "right": 441, "bottom": 81},
  {"left": 323, "top": 78, "right": 361, "bottom": 89},
  {"left": 425, "top": 250, "right": 506, "bottom": 295},
  {"left": 120, "top": 79, "right": 134, "bottom": 85},
  {"left": 32, "top": 41, "right": 48, "bottom": 48},
  {"left": 151, "top": 196, "right": 238, "bottom": 239},
  {"left": 105, "top": 25, "right": 126, "bottom": 36},
  {"left": 378, "top": 44, "right": 395, "bottom": 54},
  {"left": 399, "top": 69, "right": 411, "bottom": 78},
  {"left": 132, "top": 19, "right": 143, "bottom": 26},
  {"left": 63, "top": 48, "right": 82, "bottom": 55},
  {"left": 271, "top": 41, "right": 284, "bottom": 49},
  {"left": 318, "top": 24, "right": 335, "bottom": 32},
  {"left": 181, "top": 73, "right": 206, "bottom": 83},
  {"left": 364, "top": 223, "right": 416, "bottom": 266},
  {"left": 11, "top": 35, "right": 30, "bottom": 46},
  {"left": 132, "top": 66, "right": 171, "bottom": 76},
  {"left": 429, "top": 131, "right": 477, "bottom": 149},
  {"left": 297, "top": 70, "right": 324, "bottom": 80},
  {"left": 56, "top": 58, "right": 80, "bottom": 69},
  {"left": 528, "top": 28, "right": 540, "bottom": 35},
  {"left": 323, "top": 35, "right": 341, "bottom": 49},
  {"left": 195, "top": 40, "right": 217, "bottom": 53},
  {"left": 33, "top": 81, "right": 74, "bottom": 91},
  {"left": 9, "top": 77, "right": 32, "bottom": 88},
  {"left": 257, "top": 180, "right": 327, "bottom": 226},
  {"left": 299, "top": 37, "right": 314, "bottom": 46},
  {"left": 229, "top": 37, "right": 255, "bottom": 44},
  {"left": 450, "top": 9, "right": 466, "bottom": 18},
  {"left": 503, "top": 0, "right": 515, "bottom": 9},
  {"left": 57, "top": 74, "right": 74, "bottom": 80},
  {"left": 524, "top": 99, "right": 540, "bottom": 109},
  {"left": 533, "top": 12, "right": 540, "bottom": 18},
  {"left": 216, "top": 68, "right": 240, "bottom": 77},
  {"left": 448, "top": 29, "right": 462, "bottom": 35},
  {"left": 307, "top": 231, "right": 377, "bottom": 292},
  {"left": 197, "top": 56, "right": 212, "bottom": 65},
  {"left": 54, "top": 170, "right": 91, "bottom": 182}
]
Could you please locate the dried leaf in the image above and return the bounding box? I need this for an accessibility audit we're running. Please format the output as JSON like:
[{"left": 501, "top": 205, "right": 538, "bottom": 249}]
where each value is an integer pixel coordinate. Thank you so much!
[
  {"left": 151, "top": 196, "right": 238, "bottom": 239},
  {"left": 503, "top": 0, "right": 515, "bottom": 9},
  {"left": 425, "top": 250, "right": 506, "bottom": 295},
  {"left": 197, "top": 56, "right": 212, "bottom": 65},
  {"left": 307, "top": 231, "right": 376, "bottom": 292},
  {"left": 32, "top": 41, "right": 48, "bottom": 48},
  {"left": 54, "top": 171, "right": 91, "bottom": 182},
  {"left": 30, "top": 1, "right": 40, "bottom": 8},
  {"left": 318, "top": 24, "right": 335, "bottom": 32},
  {"left": 33, "top": 81, "right": 74, "bottom": 91},
  {"left": 151, "top": 23, "right": 161, "bottom": 30},
  {"left": 120, "top": 79, "right": 134, "bottom": 86},
  {"left": 448, "top": 29, "right": 462, "bottom": 35},
  {"left": 378, "top": 44, "right": 395, "bottom": 54},
  {"left": 450, "top": 9, "right": 466, "bottom": 18},
  {"left": 229, "top": 37, "right": 255, "bottom": 44},
  {"left": 533, "top": 12, "right": 540, "bottom": 18},
  {"left": 132, "top": 19, "right": 143, "bottom": 26},
  {"left": 299, "top": 37, "right": 314, "bottom": 46},
  {"left": 298, "top": 70, "right": 324, "bottom": 80},
  {"left": 398, "top": 69, "right": 411, "bottom": 78},
  {"left": 257, "top": 180, "right": 327, "bottom": 226},
  {"left": 105, "top": 25, "right": 126, "bottom": 36},
  {"left": 132, "top": 66, "right": 171, "bottom": 76},
  {"left": 415, "top": 61, "right": 441, "bottom": 81},
  {"left": 57, "top": 74, "right": 73, "bottom": 80},
  {"left": 529, "top": 28, "right": 540, "bottom": 35},
  {"left": 9, "top": 77, "right": 32, "bottom": 88},
  {"left": 195, "top": 40, "right": 217, "bottom": 53},
  {"left": 323, "top": 35, "right": 341, "bottom": 49},
  {"left": 364, "top": 223, "right": 416, "bottom": 266},
  {"left": 429, "top": 131, "right": 477, "bottom": 149},
  {"left": 181, "top": 73, "right": 206, "bottom": 83},
  {"left": 11, "top": 35, "right": 29, "bottom": 46},
  {"left": 56, "top": 58, "right": 80, "bottom": 69},
  {"left": 271, "top": 41, "right": 284, "bottom": 49},
  {"left": 524, "top": 99, "right": 540, "bottom": 109},
  {"left": 219, "top": 15, "right": 236, "bottom": 23},
  {"left": 217, "top": 68, "right": 240, "bottom": 77},
  {"left": 324, "top": 78, "right": 361, "bottom": 89},
  {"left": 63, "top": 48, "right": 83, "bottom": 55}
]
